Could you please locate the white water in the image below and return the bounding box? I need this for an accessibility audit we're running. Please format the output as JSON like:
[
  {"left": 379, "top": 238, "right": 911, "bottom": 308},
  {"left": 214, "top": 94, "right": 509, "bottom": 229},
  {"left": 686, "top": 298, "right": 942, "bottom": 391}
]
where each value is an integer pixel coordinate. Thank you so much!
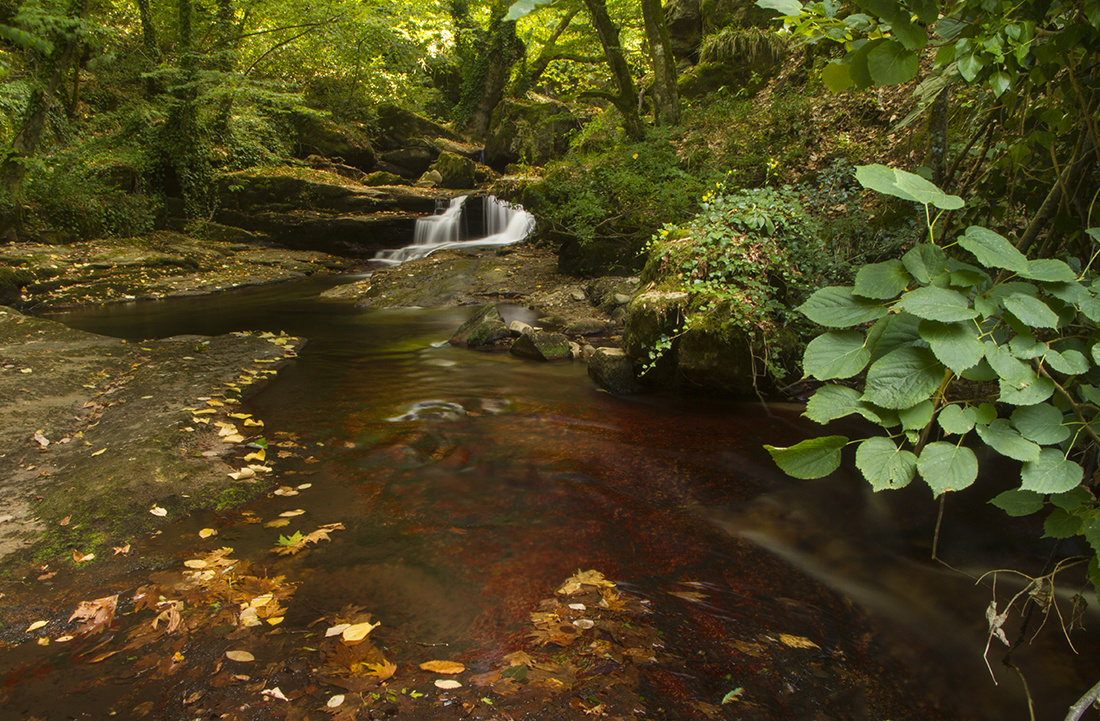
[{"left": 375, "top": 195, "right": 536, "bottom": 265}]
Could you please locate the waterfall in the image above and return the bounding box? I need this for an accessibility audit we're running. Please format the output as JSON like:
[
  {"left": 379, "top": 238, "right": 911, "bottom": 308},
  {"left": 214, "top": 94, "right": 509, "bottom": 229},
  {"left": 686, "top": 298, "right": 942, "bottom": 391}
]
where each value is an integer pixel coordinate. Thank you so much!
[{"left": 375, "top": 195, "right": 535, "bottom": 265}]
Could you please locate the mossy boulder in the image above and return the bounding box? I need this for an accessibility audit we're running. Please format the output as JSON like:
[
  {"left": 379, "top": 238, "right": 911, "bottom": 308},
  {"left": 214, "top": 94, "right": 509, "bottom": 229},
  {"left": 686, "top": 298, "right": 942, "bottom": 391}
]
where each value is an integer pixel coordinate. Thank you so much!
[
  {"left": 0, "top": 267, "right": 33, "bottom": 306},
  {"left": 510, "top": 330, "right": 571, "bottom": 361},
  {"left": 362, "top": 171, "right": 409, "bottom": 186},
  {"left": 677, "top": 60, "right": 777, "bottom": 99},
  {"left": 587, "top": 347, "right": 641, "bottom": 394},
  {"left": 484, "top": 96, "right": 580, "bottom": 169},
  {"left": 374, "top": 104, "right": 465, "bottom": 151},
  {"left": 432, "top": 151, "right": 477, "bottom": 190},
  {"left": 675, "top": 324, "right": 755, "bottom": 395},
  {"left": 450, "top": 305, "right": 511, "bottom": 348},
  {"left": 292, "top": 112, "right": 376, "bottom": 170}
]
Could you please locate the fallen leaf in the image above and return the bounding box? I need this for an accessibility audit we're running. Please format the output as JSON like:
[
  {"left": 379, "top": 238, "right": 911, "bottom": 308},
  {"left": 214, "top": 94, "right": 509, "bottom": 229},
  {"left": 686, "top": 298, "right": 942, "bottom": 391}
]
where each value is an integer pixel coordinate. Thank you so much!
[
  {"left": 342, "top": 621, "right": 380, "bottom": 643},
  {"left": 69, "top": 594, "right": 117, "bottom": 634},
  {"left": 244, "top": 418, "right": 264, "bottom": 427},
  {"left": 777, "top": 634, "right": 820, "bottom": 649},
  {"left": 326, "top": 623, "right": 350, "bottom": 637},
  {"left": 327, "top": 694, "right": 345, "bottom": 708},
  {"left": 199, "top": 528, "right": 217, "bottom": 539},
  {"left": 32, "top": 431, "right": 50, "bottom": 447},
  {"left": 184, "top": 559, "right": 208, "bottom": 569},
  {"left": 55, "top": 635, "right": 74, "bottom": 642},
  {"left": 226, "top": 650, "right": 255, "bottom": 662},
  {"left": 297, "top": 483, "right": 312, "bottom": 490},
  {"left": 112, "top": 544, "right": 131, "bottom": 555},
  {"left": 90, "top": 448, "right": 106, "bottom": 457},
  {"left": 228, "top": 413, "right": 252, "bottom": 420},
  {"left": 366, "top": 659, "right": 397, "bottom": 680},
  {"left": 557, "top": 570, "right": 614, "bottom": 595},
  {"left": 279, "top": 509, "right": 305, "bottom": 518},
  {"left": 434, "top": 679, "right": 462, "bottom": 690},
  {"left": 26, "top": 620, "right": 48, "bottom": 633},
  {"left": 264, "top": 519, "right": 290, "bottom": 528},
  {"left": 191, "top": 408, "right": 217, "bottom": 415},
  {"left": 228, "top": 468, "right": 255, "bottom": 481},
  {"left": 420, "top": 660, "right": 465, "bottom": 674},
  {"left": 273, "top": 486, "right": 298, "bottom": 497},
  {"left": 262, "top": 687, "right": 289, "bottom": 702},
  {"left": 243, "top": 449, "right": 266, "bottom": 462},
  {"left": 149, "top": 506, "right": 167, "bottom": 517},
  {"left": 59, "top": 515, "right": 71, "bottom": 526},
  {"left": 71, "top": 550, "right": 94, "bottom": 563},
  {"left": 669, "top": 591, "right": 709, "bottom": 601},
  {"left": 36, "top": 637, "right": 49, "bottom": 646}
]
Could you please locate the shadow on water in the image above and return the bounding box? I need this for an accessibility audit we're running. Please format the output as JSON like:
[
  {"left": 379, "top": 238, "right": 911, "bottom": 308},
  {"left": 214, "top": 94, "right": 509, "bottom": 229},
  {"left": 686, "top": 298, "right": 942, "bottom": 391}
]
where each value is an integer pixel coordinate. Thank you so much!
[{"left": 1, "top": 276, "right": 1095, "bottom": 720}]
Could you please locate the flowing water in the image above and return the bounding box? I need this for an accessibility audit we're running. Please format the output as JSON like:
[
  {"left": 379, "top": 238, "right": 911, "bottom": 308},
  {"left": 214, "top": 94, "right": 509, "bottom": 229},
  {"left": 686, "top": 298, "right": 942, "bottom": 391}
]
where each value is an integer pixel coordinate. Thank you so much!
[{"left": 3, "top": 277, "right": 1097, "bottom": 720}]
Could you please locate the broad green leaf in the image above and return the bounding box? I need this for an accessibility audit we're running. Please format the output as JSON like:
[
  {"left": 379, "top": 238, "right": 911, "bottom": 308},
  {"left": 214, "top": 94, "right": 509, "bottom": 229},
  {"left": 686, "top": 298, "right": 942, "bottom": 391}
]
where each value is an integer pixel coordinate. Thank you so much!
[
  {"left": 1020, "top": 258, "right": 1076, "bottom": 283},
  {"left": 764, "top": 436, "right": 848, "bottom": 479},
  {"left": 1093, "top": 342, "right": 1100, "bottom": 366},
  {"left": 1008, "top": 334, "right": 1048, "bottom": 359},
  {"left": 893, "top": 170, "right": 964, "bottom": 210},
  {"left": 1081, "top": 296, "right": 1100, "bottom": 323},
  {"left": 855, "top": 164, "right": 914, "bottom": 200},
  {"left": 1051, "top": 487, "right": 1093, "bottom": 512},
  {"left": 804, "top": 385, "right": 864, "bottom": 424},
  {"left": 1043, "top": 508, "right": 1081, "bottom": 539},
  {"left": 957, "top": 52, "right": 983, "bottom": 82},
  {"left": 961, "top": 358, "right": 998, "bottom": 381},
  {"left": 984, "top": 341, "right": 1032, "bottom": 385},
  {"left": 803, "top": 330, "right": 871, "bottom": 379},
  {"left": 797, "top": 286, "right": 888, "bottom": 327},
  {"left": 909, "top": 0, "right": 939, "bottom": 23},
  {"left": 901, "top": 244, "right": 947, "bottom": 283},
  {"left": 1079, "top": 384, "right": 1100, "bottom": 406},
  {"left": 853, "top": 259, "right": 909, "bottom": 299},
  {"left": 999, "top": 374, "right": 1055, "bottom": 406},
  {"left": 989, "top": 70, "right": 1011, "bottom": 97},
  {"left": 866, "top": 40, "right": 919, "bottom": 85},
  {"left": 990, "top": 489, "right": 1045, "bottom": 517},
  {"left": 754, "top": 0, "right": 803, "bottom": 15},
  {"left": 899, "top": 399, "right": 934, "bottom": 431},
  {"left": 938, "top": 404, "right": 976, "bottom": 434},
  {"left": 887, "top": 17, "right": 929, "bottom": 51},
  {"left": 917, "top": 442, "right": 979, "bottom": 495},
  {"left": 1003, "top": 294, "right": 1060, "bottom": 328},
  {"left": 975, "top": 419, "right": 1041, "bottom": 462},
  {"left": 1083, "top": 518, "right": 1100, "bottom": 557},
  {"left": 821, "top": 60, "right": 854, "bottom": 93},
  {"left": 1020, "top": 448, "right": 1084, "bottom": 494},
  {"left": 1011, "top": 404, "right": 1070, "bottom": 444},
  {"left": 855, "top": 436, "right": 917, "bottom": 490},
  {"left": 1044, "top": 349, "right": 1089, "bottom": 375},
  {"left": 958, "top": 227, "right": 1028, "bottom": 273},
  {"left": 865, "top": 313, "right": 922, "bottom": 361},
  {"left": 919, "top": 320, "right": 985, "bottom": 374},
  {"left": 895, "top": 286, "right": 978, "bottom": 322},
  {"left": 862, "top": 346, "right": 944, "bottom": 409},
  {"left": 975, "top": 403, "right": 998, "bottom": 425}
]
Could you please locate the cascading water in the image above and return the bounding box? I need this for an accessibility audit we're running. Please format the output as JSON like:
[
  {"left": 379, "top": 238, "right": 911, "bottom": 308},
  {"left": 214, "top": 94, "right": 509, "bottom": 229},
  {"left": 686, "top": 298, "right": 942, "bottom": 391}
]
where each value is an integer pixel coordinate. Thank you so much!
[{"left": 375, "top": 195, "right": 535, "bottom": 265}]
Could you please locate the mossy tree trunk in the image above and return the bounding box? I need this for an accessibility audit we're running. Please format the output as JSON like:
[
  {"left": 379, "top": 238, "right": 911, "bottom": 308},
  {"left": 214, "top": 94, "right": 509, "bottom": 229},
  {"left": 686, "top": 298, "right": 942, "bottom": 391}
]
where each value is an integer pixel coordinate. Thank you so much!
[
  {"left": 581, "top": 0, "right": 644, "bottom": 140},
  {"left": 641, "top": 0, "right": 679, "bottom": 126}
]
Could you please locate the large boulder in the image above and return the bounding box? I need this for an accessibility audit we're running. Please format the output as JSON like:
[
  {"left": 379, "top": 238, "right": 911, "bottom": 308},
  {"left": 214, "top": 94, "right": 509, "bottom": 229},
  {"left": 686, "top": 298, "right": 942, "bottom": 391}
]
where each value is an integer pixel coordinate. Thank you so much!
[
  {"left": 666, "top": 0, "right": 703, "bottom": 60},
  {"left": 510, "top": 330, "right": 571, "bottom": 361},
  {"left": 374, "top": 104, "right": 465, "bottom": 151},
  {"left": 678, "top": 60, "right": 778, "bottom": 99},
  {"left": 484, "top": 96, "right": 580, "bottom": 170},
  {"left": 674, "top": 324, "right": 756, "bottom": 395},
  {"left": 292, "top": 113, "right": 376, "bottom": 170},
  {"left": 431, "top": 151, "right": 477, "bottom": 190},
  {"left": 699, "top": 0, "right": 774, "bottom": 32},
  {"left": 587, "top": 347, "right": 641, "bottom": 394},
  {"left": 380, "top": 147, "right": 437, "bottom": 178}
]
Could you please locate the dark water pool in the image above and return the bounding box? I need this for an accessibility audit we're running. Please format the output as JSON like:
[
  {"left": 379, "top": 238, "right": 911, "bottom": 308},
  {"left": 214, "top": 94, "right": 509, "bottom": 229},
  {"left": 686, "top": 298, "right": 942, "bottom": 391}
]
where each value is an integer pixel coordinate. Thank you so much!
[{"left": 2, "top": 277, "right": 1096, "bottom": 720}]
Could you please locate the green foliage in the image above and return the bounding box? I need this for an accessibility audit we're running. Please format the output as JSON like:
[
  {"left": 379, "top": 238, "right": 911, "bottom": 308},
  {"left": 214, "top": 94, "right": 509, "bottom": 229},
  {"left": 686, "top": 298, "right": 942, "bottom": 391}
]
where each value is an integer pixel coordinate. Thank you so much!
[{"left": 769, "top": 165, "right": 1100, "bottom": 600}]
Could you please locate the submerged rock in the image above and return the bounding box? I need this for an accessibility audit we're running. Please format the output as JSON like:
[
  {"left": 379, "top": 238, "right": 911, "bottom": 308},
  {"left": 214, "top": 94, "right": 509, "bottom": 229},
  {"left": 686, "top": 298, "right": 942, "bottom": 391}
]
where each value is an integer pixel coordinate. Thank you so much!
[{"left": 450, "top": 305, "right": 511, "bottom": 348}]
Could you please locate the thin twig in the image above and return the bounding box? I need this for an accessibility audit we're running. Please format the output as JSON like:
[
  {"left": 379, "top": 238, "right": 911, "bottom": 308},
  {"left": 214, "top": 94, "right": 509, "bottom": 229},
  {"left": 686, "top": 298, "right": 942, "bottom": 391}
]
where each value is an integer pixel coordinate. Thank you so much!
[{"left": 1065, "top": 677, "right": 1100, "bottom": 721}]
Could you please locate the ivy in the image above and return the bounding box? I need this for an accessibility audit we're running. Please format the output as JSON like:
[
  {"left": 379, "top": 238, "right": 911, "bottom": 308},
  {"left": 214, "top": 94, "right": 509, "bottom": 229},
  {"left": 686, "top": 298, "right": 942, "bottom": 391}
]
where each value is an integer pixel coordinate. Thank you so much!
[{"left": 768, "top": 165, "right": 1100, "bottom": 602}]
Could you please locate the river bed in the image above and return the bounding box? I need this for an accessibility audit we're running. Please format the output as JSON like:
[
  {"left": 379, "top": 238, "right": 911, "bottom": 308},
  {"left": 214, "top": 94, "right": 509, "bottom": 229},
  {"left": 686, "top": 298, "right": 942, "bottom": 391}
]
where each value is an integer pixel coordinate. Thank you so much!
[{"left": 2, "top": 276, "right": 1095, "bottom": 720}]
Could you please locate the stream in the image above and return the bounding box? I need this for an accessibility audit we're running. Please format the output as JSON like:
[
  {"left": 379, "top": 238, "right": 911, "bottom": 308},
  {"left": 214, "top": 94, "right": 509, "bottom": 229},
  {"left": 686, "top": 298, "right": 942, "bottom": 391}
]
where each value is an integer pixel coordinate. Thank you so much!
[{"left": 3, "top": 275, "right": 1097, "bottom": 720}]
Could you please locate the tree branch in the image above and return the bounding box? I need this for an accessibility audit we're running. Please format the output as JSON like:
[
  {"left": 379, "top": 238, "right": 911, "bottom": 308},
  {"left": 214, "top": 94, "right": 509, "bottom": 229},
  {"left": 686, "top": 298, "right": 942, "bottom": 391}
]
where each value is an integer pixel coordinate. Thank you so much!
[{"left": 1065, "top": 677, "right": 1100, "bottom": 721}]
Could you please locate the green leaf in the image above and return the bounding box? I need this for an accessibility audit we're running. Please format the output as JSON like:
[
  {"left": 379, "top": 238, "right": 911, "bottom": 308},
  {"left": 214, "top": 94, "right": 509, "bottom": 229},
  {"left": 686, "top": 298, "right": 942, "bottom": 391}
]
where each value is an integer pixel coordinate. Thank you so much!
[
  {"left": 975, "top": 419, "right": 1041, "bottom": 462},
  {"left": 957, "top": 226, "right": 1028, "bottom": 272},
  {"left": 1043, "top": 508, "right": 1081, "bottom": 539},
  {"left": 862, "top": 346, "right": 944, "bottom": 409},
  {"left": 1020, "top": 258, "right": 1076, "bottom": 283},
  {"left": 901, "top": 244, "right": 947, "bottom": 283},
  {"left": 919, "top": 320, "right": 985, "bottom": 374},
  {"left": 803, "top": 330, "right": 871, "bottom": 379},
  {"left": 917, "top": 442, "right": 979, "bottom": 495},
  {"left": 821, "top": 60, "right": 854, "bottom": 93},
  {"left": 999, "top": 374, "right": 1055, "bottom": 406},
  {"left": 984, "top": 341, "right": 1032, "bottom": 385},
  {"left": 990, "top": 489, "right": 1044, "bottom": 517},
  {"left": 865, "top": 313, "right": 922, "bottom": 361},
  {"left": 960, "top": 358, "right": 998, "bottom": 381},
  {"left": 754, "top": 0, "right": 803, "bottom": 15},
  {"left": 855, "top": 164, "right": 913, "bottom": 200},
  {"left": 866, "top": 40, "right": 919, "bottom": 85},
  {"left": 504, "top": 0, "right": 555, "bottom": 20},
  {"left": 957, "top": 52, "right": 983, "bottom": 82},
  {"left": 975, "top": 403, "right": 998, "bottom": 425},
  {"left": 1010, "top": 404, "right": 1070, "bottom": 444},
  {"left": 989, "top": 70, "right": 1011, "bottom": 97},
  {"left": 764, "top": 436, "right": 848, "bottom": 479},
  {"left": 1093, "top": 343, "right": 1100, "bottom": 366},
  {"left": 1050, "top": 487, "right": 1092, "bottom": 512},
  {"left": 1044, "top": 349, "right": 1089, "bottom": 375},
  {"left": 938, "top": 404, "right": 976, "bottom": 434},
  {"left": 855, "top": 436, "right": 917, "bottom": 490},
  {"left": 797, "top": 286, "right": 888, "bottom": 327},
  {"left": 804, "top": 385, "right": 864, "bottom": 424},
  {"left": 1020, "top": 449, "right": 1084, "bottom": 494},
  {"left": 895, "top": 286, "right": 978, "bottom": 322},
  {"left": 1008, "top": 334, "right": 1048, "bottom": 360},
  {"left": 853, "top": 259, "right": 910, "bottom": 299},
  {"left": 1003, "top": 294, "right": 1060, "bottom": 328},
  {"left": 893, "top": 170, "right": 964, "bottom": 210},
  {"left": 899, "top": 399, "right": 934, "bottom": 430}
]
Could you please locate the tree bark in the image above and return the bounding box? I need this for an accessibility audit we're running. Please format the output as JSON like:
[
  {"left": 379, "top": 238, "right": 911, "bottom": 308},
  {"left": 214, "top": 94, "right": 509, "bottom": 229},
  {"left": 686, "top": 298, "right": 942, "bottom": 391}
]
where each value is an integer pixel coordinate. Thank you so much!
[
  {"left": 641, "top": 0, "right": 679, "bottom": 126},
  {"left": 581, "top": 0, "right": 644, "bottom": 139},
  {"left": 465, "top": 15, "right": 524, "bottom": 138},
  {"left": 135, "top": 0, "right": 160, "bottom": 60}
]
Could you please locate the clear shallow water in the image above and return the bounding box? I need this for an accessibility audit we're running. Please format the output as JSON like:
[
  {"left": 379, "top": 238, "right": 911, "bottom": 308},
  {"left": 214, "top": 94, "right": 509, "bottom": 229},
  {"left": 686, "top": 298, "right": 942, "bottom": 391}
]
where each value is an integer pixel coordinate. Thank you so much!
[{"left": 6, "top": 277, "right": 1096, "bottom": 720}]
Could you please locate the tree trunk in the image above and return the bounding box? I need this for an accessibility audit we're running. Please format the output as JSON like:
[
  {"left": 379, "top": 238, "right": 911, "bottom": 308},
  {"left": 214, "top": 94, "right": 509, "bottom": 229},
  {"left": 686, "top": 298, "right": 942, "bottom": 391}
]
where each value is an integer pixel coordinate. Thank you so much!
[
  {"left": 512, "top": 6, "right": 579, "bottom": 97},
  {"left": 135, "top": 0, "right": 160, "bottom": 60},
  {"left": 465, "top": 15, "right": 524, "bottom": 138},
  {"left": 582, "top": 0, "right": 644, "bottom": 139},
  {"left": 641, "top": 0, "right": 679, "bottom": 126}
]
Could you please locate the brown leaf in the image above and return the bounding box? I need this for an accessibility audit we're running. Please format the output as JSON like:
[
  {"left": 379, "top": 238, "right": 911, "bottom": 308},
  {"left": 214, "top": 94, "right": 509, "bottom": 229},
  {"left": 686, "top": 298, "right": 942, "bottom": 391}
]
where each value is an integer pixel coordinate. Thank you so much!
[
  {"left": 777, "top": 633, "right": 820, "bottom": 650},
  {"left": 69, "top": 594, "right": 118, "bottom": 635},
  {"left": 59, "top": 515, "right": 71, "bottom": 526},
  {"left": 419, "top": 660, "right": 465, "bottom": 674}
]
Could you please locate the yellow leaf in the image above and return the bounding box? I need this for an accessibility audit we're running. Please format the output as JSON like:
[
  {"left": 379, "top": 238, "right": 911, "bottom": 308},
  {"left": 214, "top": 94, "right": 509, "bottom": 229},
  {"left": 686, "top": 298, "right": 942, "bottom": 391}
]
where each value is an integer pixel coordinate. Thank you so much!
[
  {"left": 434, "top": 679, "right": 462, "bottom": 690},
  {"left": 173, "top": 651, "right": 185, "bottom": 662},
  {"left": 264, "top": 519, "right": 290, "bottom": 528},
  {"left": 226, "top": 650, "right": 255, "bottom": 662},
  {"left": 248, "top": 464, "right": 272, "bottom": 473},
  {"left": 26, "top": 620, "right": 48, "bottom": 633},
  {"left": 217, "top": 424, "right": 239, "bottom": 437},
  {"left": 279, "top": 509, "right": 305, "bottom": 518},
  {"left": 224, "top": 434, "right": 245, "bottom": 443},
  {"left": 243, "top": 450, "right": 266, "bottom": 462},
  {"left": 199, "top": 528, "right": 217, "bottom": 539},
  {"left": 191, "top": 417, "right": 210, "bottom": 424},
  {"left": 419, "top": 660, "right": 465, "bottom": 675},
  {"left": 342, "top": 621, "right": 380, "bottom": 642},
  {"left": 184, "top": 559, "right": 208, "bottom": 569},
  {"left": 777, "top": 634, "right": 820, "bottom": 649},
  {"left": 206, "top": 399, "right": 224, "bottom": 406},
  {"left": 297, "top": 483, "right": 312, "bottom": 490},
  {"left": 150, "top": 506, "right": 168, "bottom": 517},
  {"left": 250, "top": 594, "right": 274, "bottom": 607},
  {"left": 36, "top": 637, "right": 49, "bottom": 646},
  {"left": 228, "top": 413, "right": 252, "bottom": 420},
  {"left": 228, "top": 468, "right": 255, "bottom": 481},
  {"left": 55, "top": 635, "right": 74, "bottom": 642},
  {"left": 244, "top": 418, "right": 264, "bottom": 427},
  {"left": 327, "top": 694, "right": 345, "bottom": 708},
  {"left": 90, "top": 448, "right": 106, "bottom": 457},
  {"left": 325, "top": 624, "right": 350, "bottom": 637},
  {"left": 266, "top": 616, "right": 284, "bottom": 626},
  {"left": 366, "top": 659, "right": 397, "bottom": 680}
]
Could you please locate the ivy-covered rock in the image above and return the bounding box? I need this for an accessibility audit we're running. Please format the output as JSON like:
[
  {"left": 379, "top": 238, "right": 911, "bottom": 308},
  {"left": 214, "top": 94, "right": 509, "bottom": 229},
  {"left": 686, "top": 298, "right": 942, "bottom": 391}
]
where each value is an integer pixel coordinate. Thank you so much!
[
  {"left": 675, "top": 324, "right": 755, "bottom": 394},
  {"left": 623, "top": 291, "right": 690, "bottom": 361},
  {"left": 362, "top": 171, "right": 409, "bottom": 186}
]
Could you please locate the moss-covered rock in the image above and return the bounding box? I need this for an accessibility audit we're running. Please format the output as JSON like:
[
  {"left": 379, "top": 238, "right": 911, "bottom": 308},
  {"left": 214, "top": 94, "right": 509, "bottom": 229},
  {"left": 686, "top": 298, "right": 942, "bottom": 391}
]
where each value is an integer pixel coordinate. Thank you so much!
[
  {"left": 362, "top": 171, "right": 409, "bottom": 186},
  {"left": 587, "top": 347, "right": 641, "bottom": 394},
  {"left": 484, "top": 97, "right": 580, "bottom": 169},
  {"left": 450, "top": 305, "right": 511, "bottom": 348},
  {"left": 675, "top": 323, "right": 755, "bottom": 394},
  {"left": 374, "top": 104, "right": 465, "bottom": 151},
  {"left": 432, "top": 151, "right": 477, "bottom": 190},
  {"left": 510, "top": 330, "right": 571, "bottom": 361},
  {"left": 292, "top": 112, "right": 376, "bottom": 170},
  {"left": 623, "top": 291, "right": 690, "bottom": 360}
]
